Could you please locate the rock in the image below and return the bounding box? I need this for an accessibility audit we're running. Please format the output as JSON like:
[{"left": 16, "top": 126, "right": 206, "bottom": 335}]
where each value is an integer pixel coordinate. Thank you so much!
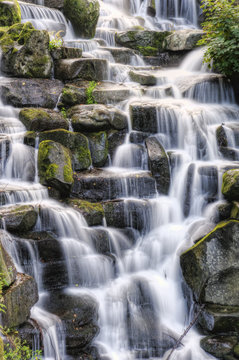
[
  {"left": 145, "top": 136, "right": 170, "bottom": 194},
  {"left": 19, "top": 108, "right": 68, "bottom": 132},
  {"left": 0, "top": 135, "right": 10, "bottom": 174},
  {"left": 50, "top": 46, "right": 82, "bottom": 60},
  {"left": 39, "top": 129, "right": 92, "bottom": 171},
  {"left": 222, "top": 169, "right": 239, "bottom": 201},
  {"left": 68, "top": 104, "right": 128, "bottom": 132},
  {"left": 0, "top": 0, "right": 21, "bottom": 27},
  {"left": 108, "top": 130, "right": 127, "bottom": 160},
  {"left": 180, "top": 220, "right": 239, "bottom": 305},
  {"left": 66, "top": 199, "right": 104, "bottom": 226},
  {"left": 216, "top": 125, "right": 228, "bottom": 148},
  {"left": 129, "top": 131, "right": 151, "bottom": 144},
  {"left": 0, "top": 22, "right": 53, "bottom": 78},
  {"left": 44, "top": 292, "right": 99, "bottom": 355},
  {"left": 115, "top": 30, "right": 171, "bottom": 56},
  {"left": 0, "top": 77, "right": 64, "bottom": 108},
  {"left": 23, "top": 131, "right": 36, "bottom": 147},
  {"left": 63, "top": 0, "right": 100, "bottom": 38},
  {"left": 2, "top": 273, "right": 38, "bottom": 328},
  {"left": 0, "top": 233, "right": 17, "bottom": 286},
  {"left": 163, "top": 30, "right": 204, "bottom": 51},
  {"left": 71, "top": 169, "right": 156, "bottom": 202},
  {"left": 200, "top": 336, "right": 238, "bottom": 358},
  {"left": 55, "top": 58, "right": 108, "bottom": 81},
  {"left": 130, "top": 101, "right": 158, "bottom": 133},
  {"left": 87, "top": 131, "right": 108, "bottom": 167},
  {"left": 100, "top": 46, "right": 139, "bottom": 64},
  {"left": 38, "top": 140, "right": 73, "bottom": 196},
  {"left": 129, "top": 70, "right": 157, "bottom": 85},
  {"left": 0, "top": 205, "right": 38, "bottom": 233}
]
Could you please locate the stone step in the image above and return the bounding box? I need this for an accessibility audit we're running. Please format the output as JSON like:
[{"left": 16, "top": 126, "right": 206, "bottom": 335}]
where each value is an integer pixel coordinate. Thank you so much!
[
  {"left": 71, "top": 169, "right": 157, "bottom": 202},
  {"left": 99, "top": 46, "right": 139, "bottom": 64}
]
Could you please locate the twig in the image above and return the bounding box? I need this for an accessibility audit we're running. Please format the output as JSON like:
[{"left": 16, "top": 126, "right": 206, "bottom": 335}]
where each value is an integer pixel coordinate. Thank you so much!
[{"left": 166, "top": 304, "right": 205, "bottom": 360}]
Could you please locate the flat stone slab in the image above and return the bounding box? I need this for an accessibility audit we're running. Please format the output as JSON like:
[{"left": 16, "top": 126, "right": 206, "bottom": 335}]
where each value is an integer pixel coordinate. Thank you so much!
[{"left": 163, "top": 29, "right": 204, "bottom": 51}]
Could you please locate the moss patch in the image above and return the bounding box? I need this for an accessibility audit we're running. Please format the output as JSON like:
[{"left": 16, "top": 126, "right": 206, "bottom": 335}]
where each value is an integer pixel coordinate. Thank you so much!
[{"left": 0, "top": 0, "right": 21, "bottom": 27}]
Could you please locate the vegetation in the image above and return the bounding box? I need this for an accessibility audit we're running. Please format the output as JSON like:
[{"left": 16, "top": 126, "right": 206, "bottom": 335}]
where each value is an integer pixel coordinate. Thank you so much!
[
  {"left": 198, "top": 0, "right": 239, "bottom": 76},
  {"left": 86, "top": 81, "right": 97, "bottom": 104},
  {"left": 48, "top": 31, "right": 63, "bottom": 51},
  {"left": 0, "top": 272, "right": 42, "bottom": 359}
]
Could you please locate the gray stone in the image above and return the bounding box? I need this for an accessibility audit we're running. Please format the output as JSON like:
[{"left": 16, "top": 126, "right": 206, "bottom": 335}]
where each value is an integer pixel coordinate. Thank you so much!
[
  {"left": 87, "top": 131, "right": 108, "bottom": 167},
  {"left": 0, "top": 204, "right": 38, "bottom": 233},
  {"left": 163, "top": 30, "right": 204, "bottom": 51},
  {"left": 19, "top": 108, "right": 68, "bottom": 132}
]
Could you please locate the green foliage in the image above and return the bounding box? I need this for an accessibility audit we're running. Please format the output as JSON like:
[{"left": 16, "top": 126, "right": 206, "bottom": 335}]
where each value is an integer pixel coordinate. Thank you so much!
[
  {"left": 198, "top": 0, "right": 239, "bottom": 76},
  {"left": 60, "top": 107, "right": 67, "bottom": 119},
  {"left": 86, "top": 81, "right": 97, "bottom": 104},
  {"left": 49, "top": 30, "right": 63, "bottom": 51},
  {"left": 0, "top": 272, "right": 42, "bottom": 359}
]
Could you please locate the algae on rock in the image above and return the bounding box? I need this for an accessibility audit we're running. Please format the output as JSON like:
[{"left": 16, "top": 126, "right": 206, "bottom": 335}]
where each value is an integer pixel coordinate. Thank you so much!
[{"left": 0, "top": 0, "right": 21, "bottom": 27}]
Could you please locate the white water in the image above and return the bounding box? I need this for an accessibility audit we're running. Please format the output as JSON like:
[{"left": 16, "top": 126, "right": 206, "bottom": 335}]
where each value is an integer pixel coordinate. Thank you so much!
[{"left": 0, "top": 1, "right": 239, "bottom": 360}]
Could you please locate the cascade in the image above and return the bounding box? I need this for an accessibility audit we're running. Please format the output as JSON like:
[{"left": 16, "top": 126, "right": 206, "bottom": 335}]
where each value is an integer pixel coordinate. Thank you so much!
[{"left": 0, "top": 0, "right": 239, "bottom": 359}]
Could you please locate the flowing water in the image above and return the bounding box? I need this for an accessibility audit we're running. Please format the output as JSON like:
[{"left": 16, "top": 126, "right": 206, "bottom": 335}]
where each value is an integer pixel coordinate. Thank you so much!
[{"left": 1, "top": 0, "right": 239, "bottom": 359}]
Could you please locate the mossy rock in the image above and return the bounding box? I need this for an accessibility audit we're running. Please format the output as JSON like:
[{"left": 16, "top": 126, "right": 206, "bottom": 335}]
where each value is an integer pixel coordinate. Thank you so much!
[
  {"left": 87, "top": 131, "right": 108, "bottom": 167},
  {"left": 222, "top": 169, "right": 239, "bottom": 201},
  {"left": 66, "top": 199, "right": 104, "bottom": 226},
  {"left": 19, "top": 108, "right": 68, "bottom": 132},
  {"left": 39, "top": 129, "right": 92, "bottom": 171},
  {"left": 24, "top": 131, "right": 36, "bottom": 147},
  {"left": 200, "top": 335, "right": 238, "bottom": 358},
  {"left": 0, "top": 237, "right": 17, "bottom": 287},
  {"left": 63, "top": 0, "right": 100, "bottom": 38},
  {"left": 0, "top": 22, "right": 53, "bottom": 78},
  {"left": 0, "top": 0, "right": 21, "bottom": 27},
  {"left": 0, "top": 205, "right": 38, "bottom": 233},
  {"left": 38, "top": 140, "right": 73, "bottom": 196}
]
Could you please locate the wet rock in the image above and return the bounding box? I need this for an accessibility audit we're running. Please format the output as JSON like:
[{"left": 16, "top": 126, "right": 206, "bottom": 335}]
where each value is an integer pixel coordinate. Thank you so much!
[
  {"left": 130, "top": 101, "right": 158, "bottom": 133},
  {"left": 0, "top": 135, "right": 10, "bottom": 173},
  {"left": 0, "top": 233, "right": 17, "bottom": 286},
  {"left": 63, "top": 0, "right": 99, "bottom": 38},
  {"left": 147, "top": 0, "right": 156, "bottom": 16},
  {"left": 68, "top": 104, "right": 128, "bottom": 132},
  {"left": 38, "top": 140, "right": 73, "bottom": 196},
  {"left": 101, "top": 46, "right": 139, "bottom": 64},
  {"left": 87, "top": 131, "right": 108, "bottom": 167},
  {"left": 163, "top": 30, "right": 204, "bottom": 51},
  {"left": 108, "top": 130, "right": 127, "bottom": 160},
  {"left": 0, "top": 0, "right": 21, "bottom": 27},
  {"left": 198, "top": 165, "right": 219, "bottom": 202},
  {"left": 0, "top": 205, "right": 38, "bottom": 233},
  {"left": 2, "top": 273, "right": 38, "bottom": 328},
  {"left": 44, "top": 292, "right": 99, "bottom": 355},
  {"left": 200, "top": 335, "right": 238, "bottom": 358},
  {"left": 115, "top": 30, "right": 171, "bottom": 56},
  {"left": 39, "top": 129, "right": 92, "bottom": 171},
  {"left": 129, "top": 70, "right": 157, "bottom": 85},
  {"left": 219, "top": 147, "right": 239, "bottom": 161},
  {"left": 41, "top": 260, "right": 69, "bottom": 290},
  {"left": 216, "top": 125, "right": 228, "bottom": 148},
  {"left": 19, "top": 108, "right": 68, "bottom": 132},
  {"left": 90, "top": 228, "right": 111, "bottom": 254},
  {"left": 55, "top": 58, "right": 108, "bottom": 81},
  {"left": 66, "top": 199, "right": 104, "bottom": 226},
  {"left": 23, "top": 131, "right": 36, "bottom": 147},
  {"left": 145, "top": 136, "right": 170, "bottom": 194},
  {"left": 0, "top": 22, "right": 53, "bottom": 78},
  {"left": 71, "top": 169, "right": 156, "bottom": 202},
  {"left": 222, "top": 169, "right": 239, "bottom": 201},
  {"left": 50, "top": 46, "right": 82, "bottom": 60},
  {"left": 17, "top": 321, "right": 41, "bottom": 351},
  {"left": 0, "top": 77, "right": 64, "bottom": 108}
]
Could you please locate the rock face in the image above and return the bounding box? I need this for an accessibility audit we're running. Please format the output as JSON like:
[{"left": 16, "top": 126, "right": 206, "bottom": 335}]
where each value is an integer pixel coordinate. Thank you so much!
[
  {"left": 19, "top": 108, "right": 68, "bottom": 132},
  {"left": 66, "top": 199, "right": 104, "bottom": 226},
  {"left": 0, "top": 0, "right": 21, "bottom": 27},
  {"left": 115, "top": 30, "right": 171, "bottom": 56},
  {"left": 0, "top": 22, "right": 53, "bottom": 78},
  {"left": 63, "top": 0, "right": 100, "bottom": 38},
  {"left": 38, "top": 140, "right": 74, "bottom": 196},
  {"left": 2, "top": 273, "right": 38, "bottom": 328},
  {"left": 145, "top": 136, "right": 170, "bottom": 194},
  {"left": 222, "top": 169, "right": 239, "bottom": 201},
  {"left": 0, "top": 205, "right": 38, "bottom": 233},
  {"left": 68, "top": 104, "right": 128, "bottom": 132},
  {"left": 0, "top": 78, "right": 64, "bottom": 108},
  {"left": 87, "top": 131, "right": 109, "bottom": 167},
  {"left": 163, "top": 30, "right": 204, "bottom": 51},
  {"left": 39, "top": 129, "right": 92, "bottom": 171},
  {"left": 180, "top": 220, "right": 239, "bottom": 332},
  {"left": 0, "top": 236, "right": 17, "bottom": 287}
]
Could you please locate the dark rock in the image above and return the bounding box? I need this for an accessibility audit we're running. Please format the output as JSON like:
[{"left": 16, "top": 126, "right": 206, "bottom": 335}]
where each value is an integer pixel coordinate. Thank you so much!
[
  {"left": 145, "top": 136, "right": 170, "bottom": 194},
  {"left": 50, "top": 46, "right": 82, "bottom": 60},
  {"left": 222, "top": 169, "right": 239, "bottom": 201},
  {"left": 130, "top": 101, "right": 158, "bottom": 133},
  {"left": 19, "top": 108, "right": 68, "bottom": 132},
  {"left": 200, "top": 335, "right": 237, "bottom": 358},
  {"left": 87, "top": 131, "right": 108, "bottom": 167},
  {"left": 66, "top": 199, "right": 104, "bottom": 226},
  {"left": 0, "top": 0, "right": 21, "bottom": 26},
  {"left": 129, "top": 131, "right": 151, "bottom": 144},
  {"left": 108, "top": 130, "right": 127, "bottom": 160},
  {"left": 0, "top": 205, "right": 38, "bottom": 233}
]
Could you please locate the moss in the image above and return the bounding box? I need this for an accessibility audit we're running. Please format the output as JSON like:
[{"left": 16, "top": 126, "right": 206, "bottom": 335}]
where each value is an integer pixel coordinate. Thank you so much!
[
  {"left": 77, "top": 145, "right": 91, "bottom": 167},
  {"left": 46, "top": 163, "right": 59, "bottom": 180},
  {"left": 63, "top": 161, "right": 73, "bottom": 183},
  {"left": 233, "top": 344, "right": 239, "bottom": 357},
  {"left": 0, "top": 22, "right": 35, "bottom": 53},
  {"left": 222, "top": 169, "right": 239, "bottom": 200},
  {"left": 0, "top": 0, "right": 21, "bottom": 27},
  {"left": 0, "top": 26, "right": 9, "bottom": 38},
  {"left": 38, "top": 140, "right": 53, "bottom": 183},
  {"left": 69, "top": 199, "right": 104, "bottom": 214},
  {"left": 137, "top": 45, "right": 158, "bottom": 56},
  {"left": 231, "top": 202, "right": 239, "bottom": 219}
]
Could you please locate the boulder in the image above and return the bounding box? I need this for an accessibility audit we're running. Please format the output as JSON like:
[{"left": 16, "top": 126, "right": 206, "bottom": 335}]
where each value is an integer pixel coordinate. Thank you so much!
[
  {"left": 55, "top": 58, "right": 108, "bottom": 81},
  {"left": 0, "top": 0, "right": 21, "bottom": 27},
  {"left": 0, "top": 205, "right": 38, "bottom": 233},
  {"left": 0, "top": 22, "right": 53, "bottom": 78},
  {"left": 19, "top": 108, "right": 68, "bottom": 132},
  {"left": 200, "top": 336, "right": 238, "bottom": 359},
  {"left": 2, "top": 273, "right": 38, "bottom": 328},
  {"left": 63, "top": 0, "right": 100, "bottom": 38},
  {"left": 129, "top": 70, "right": 157, "bottom": 85},
  {"left": 145, "top": 136, "right": 170, "bottom": 194},
  {"left": 100, "top": 46, "right": 139, "bottom": 64},
  {"left": 71, "top": 169, "right": 156, "bottom": 202},
  {"left": 0, "top": 77, "right": 64, "bottom": 108},
  {"left": 115, "top": 30, "right": 171, "bottom": 56},
  {"left": 39, "top": 129, "right": 92, "bottom": 171},
  {"left": 130, "top": 101, "right": 158, "bottom": 133},
  {"left": 163, "top": 30, "right": 204, "bottom": 51},
  {"left": 68, "top": 104, "right": 128, "bottom": 132},
  {"left": 87, "top": 131, "right": 108, "bottom": 167},
  {"left": 50, "top": 46, "right": 82, "bottom": 60},
  {"left": 66, "top": 199, "right": 104, "bottom": 226},
  {"left": 222, "top": 169, "right": 239, "bottom": 201},
  {"left": 0, "top": 234, "right": 17, "bottom": 287},
  {"left": 38, "top": 140, "right": 73, "bottom": 196}
]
